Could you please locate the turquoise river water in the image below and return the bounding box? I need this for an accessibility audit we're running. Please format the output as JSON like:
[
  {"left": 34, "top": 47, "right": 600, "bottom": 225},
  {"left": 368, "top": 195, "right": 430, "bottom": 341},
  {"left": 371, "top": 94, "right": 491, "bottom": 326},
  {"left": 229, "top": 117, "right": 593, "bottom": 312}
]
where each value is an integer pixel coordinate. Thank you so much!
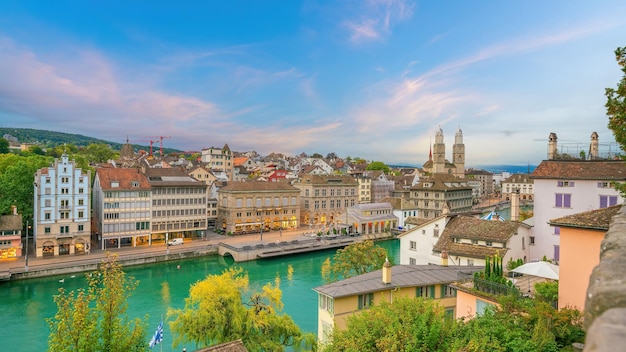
[{"left": 0, "top": 239, "right": 399, "bottom": 352}]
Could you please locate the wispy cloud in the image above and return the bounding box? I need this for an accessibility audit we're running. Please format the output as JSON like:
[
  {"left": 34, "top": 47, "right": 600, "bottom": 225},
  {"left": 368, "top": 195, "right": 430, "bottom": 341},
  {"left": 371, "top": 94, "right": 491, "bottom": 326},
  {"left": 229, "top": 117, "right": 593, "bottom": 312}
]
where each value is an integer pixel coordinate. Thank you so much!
[{"left": 344, "top": 0, "right": 415, "bottom": 43}]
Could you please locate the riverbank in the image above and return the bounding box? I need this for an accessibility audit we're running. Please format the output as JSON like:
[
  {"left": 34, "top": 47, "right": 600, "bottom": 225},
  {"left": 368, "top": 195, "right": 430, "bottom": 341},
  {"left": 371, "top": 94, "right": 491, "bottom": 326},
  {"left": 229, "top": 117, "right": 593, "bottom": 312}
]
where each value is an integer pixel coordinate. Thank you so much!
[{"left": 0, "top": 228, "right": 394, "bottom": 281}]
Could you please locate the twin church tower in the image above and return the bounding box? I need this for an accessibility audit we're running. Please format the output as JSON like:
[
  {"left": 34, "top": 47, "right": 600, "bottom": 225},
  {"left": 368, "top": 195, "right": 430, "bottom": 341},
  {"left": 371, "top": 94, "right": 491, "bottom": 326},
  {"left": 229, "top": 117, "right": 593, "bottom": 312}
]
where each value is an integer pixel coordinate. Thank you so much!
[{"left": 423, "top": 126, "right": 465, "bottom": 178}]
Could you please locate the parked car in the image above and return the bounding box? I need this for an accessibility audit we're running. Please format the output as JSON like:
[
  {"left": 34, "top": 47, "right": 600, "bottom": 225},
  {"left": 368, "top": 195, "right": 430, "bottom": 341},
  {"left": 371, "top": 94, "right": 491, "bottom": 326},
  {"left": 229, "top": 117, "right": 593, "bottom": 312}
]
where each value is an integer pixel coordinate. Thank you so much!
[{"left": 167, "top": 238, "right": 184, "bottom": 246}]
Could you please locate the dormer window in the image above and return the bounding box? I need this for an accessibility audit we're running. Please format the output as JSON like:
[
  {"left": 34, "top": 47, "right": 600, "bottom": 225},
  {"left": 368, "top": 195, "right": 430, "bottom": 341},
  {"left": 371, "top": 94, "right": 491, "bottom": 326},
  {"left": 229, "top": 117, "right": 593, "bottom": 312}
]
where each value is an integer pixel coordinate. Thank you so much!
[
  {"left": 111, "top": 181, "right": 120, "bottom": 188},
  {"left": 131, "top": 181, "right": 139, "bottom": 187}
]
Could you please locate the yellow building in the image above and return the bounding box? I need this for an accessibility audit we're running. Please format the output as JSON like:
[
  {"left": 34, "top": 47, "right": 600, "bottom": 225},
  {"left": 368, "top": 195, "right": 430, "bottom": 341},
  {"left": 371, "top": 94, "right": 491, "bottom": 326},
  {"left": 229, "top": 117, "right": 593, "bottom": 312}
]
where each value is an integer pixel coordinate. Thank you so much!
[
  {"left": 292, "top": 175, "right": 358, "bottom": 228},
  {"left": 313, "top": 264, "right": 482, "bottom": 344}
]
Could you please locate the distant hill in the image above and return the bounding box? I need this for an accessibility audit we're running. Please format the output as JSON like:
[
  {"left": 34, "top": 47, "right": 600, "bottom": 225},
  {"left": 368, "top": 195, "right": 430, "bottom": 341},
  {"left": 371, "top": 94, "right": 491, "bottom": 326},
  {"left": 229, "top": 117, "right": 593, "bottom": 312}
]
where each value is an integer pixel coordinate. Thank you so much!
[
  {"left": 475, "top": 165, "right": 537, "bottom": 174},
  {"left": 0, "top": 128, "right": 180, "bottom": 154}
]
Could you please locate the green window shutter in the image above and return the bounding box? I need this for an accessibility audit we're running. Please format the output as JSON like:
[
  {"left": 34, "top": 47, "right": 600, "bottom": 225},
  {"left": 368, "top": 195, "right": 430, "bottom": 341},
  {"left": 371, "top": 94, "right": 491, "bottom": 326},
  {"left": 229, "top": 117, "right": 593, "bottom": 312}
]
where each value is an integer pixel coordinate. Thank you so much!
[
  {"left": 429, "top": 285, "right": 435, "bottom": 299},
  {"left": 368, "top": 293, "right": 374, "bottom": 306},
  {"left": 358, "top": 295, "right": 363, "bottom": 309},
  {"left": 441, "top": 285, "right": 446, "bottom": 298}
]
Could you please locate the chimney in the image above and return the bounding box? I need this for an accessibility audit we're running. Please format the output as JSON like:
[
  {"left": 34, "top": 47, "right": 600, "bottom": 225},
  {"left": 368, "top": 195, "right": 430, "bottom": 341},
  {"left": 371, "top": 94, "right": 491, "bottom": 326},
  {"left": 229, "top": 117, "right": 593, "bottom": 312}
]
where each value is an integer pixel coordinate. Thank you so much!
[
  {"left": 548, "top": 132, "right": 558, "bottom": 160},
  {"left": 382, "top": 257, "right": 392, "bottom": 284},
  {"left": 441, "top": 250, "right": 449, "bottom": 267},
  {"left": 11, "top": 205, "right": 17, "bottom": 215},
  {"left": 511, "top": 189, "right": 520, "bottom": 221}
]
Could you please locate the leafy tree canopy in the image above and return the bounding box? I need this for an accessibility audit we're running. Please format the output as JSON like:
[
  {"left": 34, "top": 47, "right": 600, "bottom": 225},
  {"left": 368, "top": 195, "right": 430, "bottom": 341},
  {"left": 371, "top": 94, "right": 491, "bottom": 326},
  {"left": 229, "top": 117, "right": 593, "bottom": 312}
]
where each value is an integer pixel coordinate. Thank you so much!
[
  {"left": 46, "top": 254, "right": 148, "bottom": 352},
  {"left": 0, "top": 154, "right": 50, "bottom": 222},
  {"left": 168, "top": 267, "right": 315, "bottom": 352},
  {"left": 326, "top": 152, "right": 337, "bottom": 159},
  {"left": 366, "top": 161, "right": 390, "bottom": 173},
  {"left": 0, "top": 138, "right": 9, "bottom": 154},
  {"left": 606, "top": 46, "right": 626, "bottom": 195},
  {"left": 311, "top": 153, "right": 323, "bottom": 159},
  {"left": 321, "top": 240, "right": 389, "bottom": 283}
]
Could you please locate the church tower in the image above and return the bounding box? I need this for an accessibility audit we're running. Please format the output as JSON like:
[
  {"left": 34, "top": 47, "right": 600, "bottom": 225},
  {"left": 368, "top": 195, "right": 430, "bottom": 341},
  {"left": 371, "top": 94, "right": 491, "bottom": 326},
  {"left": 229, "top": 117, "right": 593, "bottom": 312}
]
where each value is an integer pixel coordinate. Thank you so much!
[
  {"left": 453, "top": 127, "right": 465, "bottom": 178},
  {"left": 589, "top": 132, "right": 599, "bottom": 160},
  {"left": 433, "top": 127, "right": 446, "bottom": 174}
]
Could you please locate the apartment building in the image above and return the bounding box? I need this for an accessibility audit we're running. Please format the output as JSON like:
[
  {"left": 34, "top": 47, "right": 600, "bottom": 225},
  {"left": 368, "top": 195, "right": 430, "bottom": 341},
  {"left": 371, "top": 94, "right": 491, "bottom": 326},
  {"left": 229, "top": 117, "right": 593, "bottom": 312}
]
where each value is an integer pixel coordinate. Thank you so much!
[
  {"left": 201, "top": 144, "right": 234, "bottom": 181},
  {"left": 501, "top": 173, "right": 534, "bottom": 201},
  {"left": 216, "top": 181, "right": 300, "bottom": 234},
  {"left": 410, "top": 174, "right": 473, "bottom": 220},
  {"left": 144, "top": 167, "right": 208, "bottom": 242},
  {"left": 33, "top": 154, "right": 91, "bottom": 257},
  {"left": 292, "top": 175, "right": 359, "bottom": 227},
  {"left": 92, "top": 167, "right": 152, "bottom": 249}
]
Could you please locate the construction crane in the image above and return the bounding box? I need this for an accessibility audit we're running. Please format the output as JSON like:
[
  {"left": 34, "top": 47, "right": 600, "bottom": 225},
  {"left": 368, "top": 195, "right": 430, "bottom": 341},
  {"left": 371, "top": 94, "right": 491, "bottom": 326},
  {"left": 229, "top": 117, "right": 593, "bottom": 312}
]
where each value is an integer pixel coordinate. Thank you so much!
[{"left": 144, "top": 136, "right": 172, "bottom": 156}]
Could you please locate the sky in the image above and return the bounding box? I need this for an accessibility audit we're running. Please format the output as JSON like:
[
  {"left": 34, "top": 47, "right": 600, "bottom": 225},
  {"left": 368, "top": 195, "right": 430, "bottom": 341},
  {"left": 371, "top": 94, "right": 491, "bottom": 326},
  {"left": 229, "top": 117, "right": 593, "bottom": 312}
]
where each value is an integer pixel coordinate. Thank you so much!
[{"left": 1, "top": 1, "right": 625, "bottom": 167}]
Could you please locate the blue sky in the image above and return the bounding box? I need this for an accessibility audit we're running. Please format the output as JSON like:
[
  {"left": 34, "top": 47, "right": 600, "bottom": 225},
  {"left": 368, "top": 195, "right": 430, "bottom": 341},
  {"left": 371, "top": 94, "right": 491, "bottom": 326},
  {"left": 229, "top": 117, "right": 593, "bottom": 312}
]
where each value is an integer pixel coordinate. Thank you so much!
[{"left": 1, "top": 1, "right": 625, "bottom": 166}]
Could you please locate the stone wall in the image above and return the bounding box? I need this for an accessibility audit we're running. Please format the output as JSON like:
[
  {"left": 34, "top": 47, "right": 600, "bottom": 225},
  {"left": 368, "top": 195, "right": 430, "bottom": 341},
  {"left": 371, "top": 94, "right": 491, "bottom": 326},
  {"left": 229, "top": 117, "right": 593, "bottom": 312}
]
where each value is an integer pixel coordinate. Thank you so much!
[{"left": 583, "top": 205, "right": 626, "bottom": 351}]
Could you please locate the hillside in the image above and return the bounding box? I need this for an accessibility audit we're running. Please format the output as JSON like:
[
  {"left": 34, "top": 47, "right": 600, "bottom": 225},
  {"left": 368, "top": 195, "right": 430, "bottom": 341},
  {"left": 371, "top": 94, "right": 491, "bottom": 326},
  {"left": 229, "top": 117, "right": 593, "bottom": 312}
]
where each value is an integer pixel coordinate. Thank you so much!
[{"left": 0, "top": 128, "right": 180, "bottom": 154}]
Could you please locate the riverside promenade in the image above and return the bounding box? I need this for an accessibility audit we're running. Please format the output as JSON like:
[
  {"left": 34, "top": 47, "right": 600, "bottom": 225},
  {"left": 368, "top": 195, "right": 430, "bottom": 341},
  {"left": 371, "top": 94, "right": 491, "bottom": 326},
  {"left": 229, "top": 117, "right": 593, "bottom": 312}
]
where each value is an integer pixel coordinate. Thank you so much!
[{"left": 0, "top": 227, "right": 392, "bottom": 281}]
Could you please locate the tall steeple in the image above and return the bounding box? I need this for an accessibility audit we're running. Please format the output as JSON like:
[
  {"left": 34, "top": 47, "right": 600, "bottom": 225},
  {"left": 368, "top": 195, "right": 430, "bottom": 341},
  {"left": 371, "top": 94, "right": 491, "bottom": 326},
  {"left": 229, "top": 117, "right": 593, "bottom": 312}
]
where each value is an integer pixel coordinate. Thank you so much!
[
  {"left": 453, "top": 126, "right": 465, "bottom": 178},
  {"left": 433, "top": 127, "right": 445, "bottom": 174}
]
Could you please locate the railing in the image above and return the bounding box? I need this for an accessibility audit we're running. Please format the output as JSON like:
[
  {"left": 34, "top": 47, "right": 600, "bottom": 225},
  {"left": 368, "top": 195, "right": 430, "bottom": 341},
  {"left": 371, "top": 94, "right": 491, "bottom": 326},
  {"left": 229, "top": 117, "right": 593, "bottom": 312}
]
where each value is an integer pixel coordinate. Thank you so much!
[{"left": 473, "top": 277, "right": 520, "bottom": 297}]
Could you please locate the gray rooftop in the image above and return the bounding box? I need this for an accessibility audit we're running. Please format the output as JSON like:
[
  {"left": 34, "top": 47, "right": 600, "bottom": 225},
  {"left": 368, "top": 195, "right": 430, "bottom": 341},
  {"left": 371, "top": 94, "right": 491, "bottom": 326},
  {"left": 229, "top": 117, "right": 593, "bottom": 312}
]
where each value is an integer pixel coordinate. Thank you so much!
[{"left": 313, "top": 265, "right": 482, "bottom": 298}]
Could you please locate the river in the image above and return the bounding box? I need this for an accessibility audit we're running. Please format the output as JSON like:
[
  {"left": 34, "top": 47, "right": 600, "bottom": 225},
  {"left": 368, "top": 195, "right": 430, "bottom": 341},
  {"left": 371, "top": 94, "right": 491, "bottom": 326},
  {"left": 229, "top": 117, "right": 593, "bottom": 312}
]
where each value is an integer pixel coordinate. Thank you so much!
[{"left": 0, "top": 239, "right": 399, "bottom": 352}]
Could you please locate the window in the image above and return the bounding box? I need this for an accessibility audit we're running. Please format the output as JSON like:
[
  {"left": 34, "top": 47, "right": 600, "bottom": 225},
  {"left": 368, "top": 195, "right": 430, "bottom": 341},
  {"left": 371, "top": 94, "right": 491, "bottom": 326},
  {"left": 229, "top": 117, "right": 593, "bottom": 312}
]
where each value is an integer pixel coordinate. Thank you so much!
[
  {"left": 45, "top": 212, "right": 51, "bottom": 220},
  {"left": 555, "top": 193, "right": 571, "bottom": 208},
  {"left": 357, "top": 293, "right": 374, "bottom": 309},
  {"left": 557, "top": 181, "right": 574, "bottom": 187},
  {"left": 78, "top": 211, "right": 84, "bottom": 218},
  {"left": 409, "top": 257, "right": 417, "bottom": 265},
  {"left": 554, "top": 245, "right": 560, "bottom": 262},
  {"left": 78, "top": 199, "right": 84, "bottom": 206},
  {"left": 61, "top": 177, "right": 69, "bottom": 183},
  {"left": 554, "top": 226, "right": 560, "bottom": 236},
  {"left": 45, "top": 199, "right": 51, "bottom": 207},
  {"left": 78, "top": 225, "right": 84, "bottom": 232},
  {"left": 409, "top": 241, "right": 416, "bottom": 250},
  {"left": 44, "top": 227, "right": 51, "bottom": 233},
  {"left": 78, "top": 188, "right": 84, "bottom": 194},
  {"left": 319, "top": 294, "right": 334, "bottom": 315},
  {"left": 600, "top": 195, "right": 618, "bottom": 208},
  {"left": 442, "top": 285, "right": 456, "bottom": 297},
  {"left": 486, "top": 241, "right": 493, "bottom": 246},
  {"left": 131, "top": 181, "right": 139, "bottom": 187},
  {"left": 472, "top": 239, "right": 478, "bottom": 244},
  {"left": 416, "top": 285, "right": 434, "bottom": 298},
  {"left": 61, "top": 188, "right": 69, "bottom": 194},
  {"left": 529, "top": 236, "right": 535, "bottom": 245},
  {"left": 467, "top": 259, "right": 474, "bottom": 266},
  {"left": 598, "top": 182, "right": 610, "bottom": 188}
]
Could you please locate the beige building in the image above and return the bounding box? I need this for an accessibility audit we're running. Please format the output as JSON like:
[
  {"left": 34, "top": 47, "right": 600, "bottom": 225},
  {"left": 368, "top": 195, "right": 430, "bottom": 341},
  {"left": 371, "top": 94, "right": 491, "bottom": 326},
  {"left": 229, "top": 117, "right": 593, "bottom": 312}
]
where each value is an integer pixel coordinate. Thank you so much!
[
  {"left": 410, "top": 174, "right": 474, "bottom": 219},
  {"left": 92, "top": 167, "right": 152, "bottom": 249},
  {"left": 313, "top": 264, "right": 482, "bottom": 344},
  {"left": 216, "top": 181, "right": 301, "bottom": 234},
  {"left": 201, "top": 144, "right": 234, "bottom": 180},
  {"left": 346, "top": 202, "right": 399, "bottom": 235},
  {"left": 144, "top": 167, "right": 208, "bottom": 242},
  {"left": 33, "top": 154, "right": 91, "bottom": 257},
  {"left": 188, "top": 165, "right": 220, "bottom": 229},
  {"left": 292, "top": 175, "right": 359, "bottom": 228},
  {"left": 501, "top": 173, "right": 534, "bottom": 201}
]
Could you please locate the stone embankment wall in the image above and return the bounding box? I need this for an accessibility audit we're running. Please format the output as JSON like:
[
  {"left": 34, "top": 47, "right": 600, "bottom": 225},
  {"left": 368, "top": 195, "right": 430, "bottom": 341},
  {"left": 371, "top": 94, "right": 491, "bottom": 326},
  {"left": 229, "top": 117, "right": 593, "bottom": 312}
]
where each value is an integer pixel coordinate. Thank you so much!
[{"left": 583, "top": 205, "right": 626, "bottom": 351}]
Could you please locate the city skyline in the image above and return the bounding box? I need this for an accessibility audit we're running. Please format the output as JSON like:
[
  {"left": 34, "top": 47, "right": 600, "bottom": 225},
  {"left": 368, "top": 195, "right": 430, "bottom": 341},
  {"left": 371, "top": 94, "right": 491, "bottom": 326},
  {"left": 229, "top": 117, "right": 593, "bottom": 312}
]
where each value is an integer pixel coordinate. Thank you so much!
[{"left": 1, "top": 1, "right": 625, "bottom": 166}]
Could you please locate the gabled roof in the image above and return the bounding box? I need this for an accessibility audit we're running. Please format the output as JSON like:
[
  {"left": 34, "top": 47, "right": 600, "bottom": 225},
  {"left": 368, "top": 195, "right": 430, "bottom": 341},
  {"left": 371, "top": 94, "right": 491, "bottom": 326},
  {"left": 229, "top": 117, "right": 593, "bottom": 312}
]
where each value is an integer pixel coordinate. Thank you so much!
[
  {"left": 0, "top": 214, "right": 22, "bottom": 231},
  {"left": 381, "top": 197, "right": 418, "bottom": 210},
  {"left": 531, "top": 160, "right": 626, "bottom": 180},
  {"left": 549, "top": 205, "right": 621, "bottom": 230},
  {"left": 433, "top": 216, "right": 523, "bottom": 259},
  {"left": 143, "top": 167, "right": 205, "bottom": 187},
  {"left": 194, "top": 339, "right": 248, "bottom": 352},
  {"left": 502, "top": 173, "right": 533, "bottom": 184},
  {"left": 313, "top": 265, "right": 482, "bottom": 298},
  {"left": 410, "top": 174, "right": 472, "bottom": 191},
  {"left": 96, "top": 168, "right": 151, "bottom": 191}
]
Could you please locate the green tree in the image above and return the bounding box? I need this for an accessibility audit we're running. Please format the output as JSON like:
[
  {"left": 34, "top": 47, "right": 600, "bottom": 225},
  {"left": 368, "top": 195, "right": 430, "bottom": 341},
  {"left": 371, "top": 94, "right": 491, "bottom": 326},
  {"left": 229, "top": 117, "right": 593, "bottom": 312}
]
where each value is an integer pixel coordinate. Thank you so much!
[
  {"left": 168, "top": 267, "right": 315, "bottom": 352},
  {"left": 311, "top": 153, "right": 323, "bottom": 159},
  {"left": 321, "top": 240, "right": 389, "bottom": 283},
  {"left": 82, "top": 143, "right": 117, "bottom": 163},
  {"left": 0, "top": 155, "right": 50, "bottom": 221},
  {"left": 607, "top": 46, "right": 626, "bottom": 195},
  {"left": 0, "top": 138, "right": 9, "bottom": 154},
  {"left": 47, "top": 254, "right": 148, "bottom": 352},
  {"left": 323, "top": 297, "right": 456, "bottom": 352},
  {"left": 366, "top": 161, "right": 390, "bottom": 173}
]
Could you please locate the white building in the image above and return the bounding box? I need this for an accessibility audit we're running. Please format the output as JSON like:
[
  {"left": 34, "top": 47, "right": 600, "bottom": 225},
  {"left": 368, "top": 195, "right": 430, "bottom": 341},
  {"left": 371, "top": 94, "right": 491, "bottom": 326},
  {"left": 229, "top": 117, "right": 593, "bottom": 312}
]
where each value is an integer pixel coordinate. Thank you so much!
[
  {"left": 33, "top": 154, "right": 91, "bottom": 257},
  {"left": 530, "top": 159, "right": 626, "bottom": 262},
  {"left": 398, "top": 215, "right": 449, "bottom": 265},
  {"left": 92, "top": 167, "right": 152, "bottom": 249}
]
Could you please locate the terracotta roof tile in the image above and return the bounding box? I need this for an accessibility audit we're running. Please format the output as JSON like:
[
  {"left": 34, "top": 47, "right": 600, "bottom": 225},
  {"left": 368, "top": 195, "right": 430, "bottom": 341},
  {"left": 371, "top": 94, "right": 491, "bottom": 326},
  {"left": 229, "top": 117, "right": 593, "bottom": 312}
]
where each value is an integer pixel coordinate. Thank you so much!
[
  {"left": 549, "top": 205, "right": 621, "bottom": 230},
  {"left": 96, "top": 168, "right": 151, "bottom": 191},
  {"left": 531, "top": 160, "right": 626, "bottom": 180},
  {"left": 219, "top": 181, "right": 300, "bottom": 192}
]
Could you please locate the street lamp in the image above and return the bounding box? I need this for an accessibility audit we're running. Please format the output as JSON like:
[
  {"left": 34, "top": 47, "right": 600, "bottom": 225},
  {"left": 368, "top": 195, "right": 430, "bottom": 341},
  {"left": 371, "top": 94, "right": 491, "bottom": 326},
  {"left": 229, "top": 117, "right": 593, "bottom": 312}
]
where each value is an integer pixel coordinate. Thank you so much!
[{"left": 25, "top": 220, "right": 30, "bottom": 272}]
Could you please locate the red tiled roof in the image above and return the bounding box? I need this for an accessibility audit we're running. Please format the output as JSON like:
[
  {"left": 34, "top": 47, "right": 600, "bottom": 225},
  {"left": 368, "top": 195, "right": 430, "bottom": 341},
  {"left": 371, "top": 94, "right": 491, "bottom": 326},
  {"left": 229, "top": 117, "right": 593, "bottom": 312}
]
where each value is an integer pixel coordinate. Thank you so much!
[
  {"left": 549, "top": 205, "right": 621, "bottom": 230},
  {"left": 96, "top": 168, "right": 151, "bottom": 191},
  {"left": 531, "top": 160, "right": 626, "bottom": 180}
]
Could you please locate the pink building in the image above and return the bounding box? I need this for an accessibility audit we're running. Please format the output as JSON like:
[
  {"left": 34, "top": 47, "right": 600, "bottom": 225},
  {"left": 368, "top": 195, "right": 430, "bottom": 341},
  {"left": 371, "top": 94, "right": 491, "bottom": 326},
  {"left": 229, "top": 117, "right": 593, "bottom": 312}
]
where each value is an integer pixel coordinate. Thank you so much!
[
  {"left": 550, "top": 205, "right": 620, "bottom": 310},
  {"left": 0, "top": 206, "right": 23, "bottom": 259}
]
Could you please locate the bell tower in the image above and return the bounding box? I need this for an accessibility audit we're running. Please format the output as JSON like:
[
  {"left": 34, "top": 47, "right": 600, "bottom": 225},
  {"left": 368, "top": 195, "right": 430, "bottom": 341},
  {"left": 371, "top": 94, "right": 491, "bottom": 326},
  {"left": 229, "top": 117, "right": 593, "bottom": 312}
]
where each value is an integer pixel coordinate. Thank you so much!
[
  {"left": 433, "top": 127, "right": 445, "bottom": 174},
  {"left": 453, "top": 126, "right": 465, "bottom": 178}
]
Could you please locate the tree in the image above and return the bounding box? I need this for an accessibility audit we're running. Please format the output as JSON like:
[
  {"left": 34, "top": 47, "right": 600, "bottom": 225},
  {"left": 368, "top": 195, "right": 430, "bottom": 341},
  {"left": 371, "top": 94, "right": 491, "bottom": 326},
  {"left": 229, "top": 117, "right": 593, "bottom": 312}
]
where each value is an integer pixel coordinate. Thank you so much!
[
  {"left": 325, "top": 152, "right": 337, "bottom": 159},
  {"left": 607, "top": 46, "right": 626, "bottom": 195},
  {"left": 366, "top": 161, "right": 390, "bottom": 173},
  {"left": 322, "top": 297, "right": 456, "bottom": 352},
  {"left": 47, "top": 254, "right": 148, "bottom": 352},
  {"left": 311, "top": 153, "right": 323, "bottom": 159},
  {"left": 82, "top": 143, "right": 117, "bottom": 163},
  {"left": 0, "top": 138, "right": 9, "bottom": 154},
  {"left": 321, "top": 240, "right": 389, "bottom": 283},
  {"left": 0, "top": 155, "right": 50, "bottom": 221},
  {"left": 168, "top": 267, "right": 315, "bottom": 351}
]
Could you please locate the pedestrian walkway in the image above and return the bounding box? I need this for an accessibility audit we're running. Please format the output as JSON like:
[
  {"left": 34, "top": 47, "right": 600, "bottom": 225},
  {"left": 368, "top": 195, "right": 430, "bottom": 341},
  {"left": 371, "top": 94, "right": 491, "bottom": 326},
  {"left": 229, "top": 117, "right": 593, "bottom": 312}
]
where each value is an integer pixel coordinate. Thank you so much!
[{"left": 0, "top": 228, "right": 314, "bottom": 279}]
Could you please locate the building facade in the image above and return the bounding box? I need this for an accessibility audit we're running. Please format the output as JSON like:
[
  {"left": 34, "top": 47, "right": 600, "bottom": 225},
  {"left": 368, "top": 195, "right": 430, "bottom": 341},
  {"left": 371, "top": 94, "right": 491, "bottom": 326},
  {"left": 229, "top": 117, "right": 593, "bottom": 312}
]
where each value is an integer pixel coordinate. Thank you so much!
[
  {"left": 346, "top": 202, "right": 399, "bottom": 235},
  {"left": 0, "top": 206, "right": 23, "bottom": 259},
  {"left": 292, "top": 175, "right": 359, "bottom": 227},
  {"left": 33, "top": 154, "right": 91, "bottom": 257},
  {"left": 201, "top": 144, "right": 234, "bottom": 181},
  {"left": 145, "top": 167, "right": 208, "bottom": 243},
  {"left": 410, "top": 174, "right": 474, "bottom": 219},
  {"left": 501, "top": 173, "right": 534, "bottom": 201},
  {"left": 530, "top": 160, "right": 626, "bottom": 262},
  {"left": 216, "top": 181, "right": 300, "bottom": 234},
  {"left": 92, "top": 167, "right": 152, "bottom": 249}
]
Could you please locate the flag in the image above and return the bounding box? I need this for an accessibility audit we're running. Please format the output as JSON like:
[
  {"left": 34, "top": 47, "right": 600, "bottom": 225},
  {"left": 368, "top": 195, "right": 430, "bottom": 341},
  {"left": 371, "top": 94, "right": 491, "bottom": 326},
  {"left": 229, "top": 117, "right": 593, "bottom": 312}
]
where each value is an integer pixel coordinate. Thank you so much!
[{"left": 148, "top": 319, "right": 163, "bottom": 348}]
